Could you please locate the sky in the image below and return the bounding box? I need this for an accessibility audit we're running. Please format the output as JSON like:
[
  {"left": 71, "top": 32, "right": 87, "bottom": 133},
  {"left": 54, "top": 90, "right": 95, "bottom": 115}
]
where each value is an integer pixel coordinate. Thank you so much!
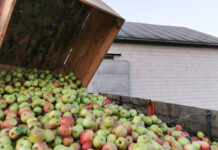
[{"left": 102, "top": 0, "right": 218, "bottom": 37}]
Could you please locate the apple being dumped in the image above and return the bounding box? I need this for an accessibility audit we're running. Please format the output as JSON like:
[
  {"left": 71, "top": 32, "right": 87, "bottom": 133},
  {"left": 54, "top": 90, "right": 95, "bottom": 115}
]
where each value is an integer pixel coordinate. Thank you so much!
[{"left": 0, "top": 68, "right": 216, "bottom": 150}]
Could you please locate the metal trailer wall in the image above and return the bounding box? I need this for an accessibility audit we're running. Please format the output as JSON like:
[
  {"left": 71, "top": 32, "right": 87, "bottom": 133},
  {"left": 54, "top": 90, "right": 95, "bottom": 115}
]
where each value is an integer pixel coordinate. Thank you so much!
[{"left": 102, "top": 93, "right": 218, "bottom": 140}]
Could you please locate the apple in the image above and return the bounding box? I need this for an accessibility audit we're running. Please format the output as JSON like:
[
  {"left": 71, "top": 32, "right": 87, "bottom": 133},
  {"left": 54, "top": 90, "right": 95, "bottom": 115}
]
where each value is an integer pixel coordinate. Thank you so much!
[
  {"left": 104, "top": 107, "right": 113, "bottom": 116},
  {"left": 122, "top": 122, "right": 132, "bottom": 135},
  {"left": 43, "top": 103, "right": 54, "bottom": 113},
  {"left": 137, "top": 135, "right": 150, "bottom": 143},
  {"left": 33, "top": 107, "right": 42, "bottom": 115},
  {"left": 48, "top": 110, "right": 61, "bottom": 119},
  {"left": 136, "top": 126, "right": 148, "bottom": 135},
  {"left": 60, "top": 117, "right": 75, "bottom": 127},
  {"left": 9, "top": 103, "right": 19, "bottom": 111},
  {"left": 27, "top": 120, "right": 41, "bottom": 128},
  {"left": 120, "top": 109, "right": 130, "bottom": 118},
  {"left": 192, "top": 141, "right": 201, "bottom": 150},
  {"left": 126, "top": 135, "right": 133, "bottom": 145},
  {"left": 175, "top": 125, "right": 182, "bottom": 131},
  {"left": 129, "top": 109, "right": 137, "bottom": 117},
  {"left": 21, "top": 110, "right": 35, "bottom": 123},
  {"left": 93, "top": 135, "right": 106, "bottom": 148},
  {"left": 202, "top": 137, "right": 210, "bottom": 143},
  {"left": 71, "top": 106, "right": 79, "bottom": 115},
  {"left": 44, "top": 129, "right": 55, "bottom": 143},
  {"left": 71, "top": 124, "right": 84, "bottom": 139},
  {"left": 32, "top": 141, "right": 48, "bottom": 150},
  {"left": 29, "top": 128, "right": 45, "bottom": 143},
  {"left": 0, "top": 136, "right": 12, "bottom": 145},
  {"left": 62, "top": 94, "right": 75, "bottom": 103},
  {"left": 200, "top": 141, "right": 210, "bottom": 150},
  {"left": 48, "top": 118, "right": 59, "bottom": 129},
  {"left": 5, "top": 95, "right": 16, "bottom": 104},
  {"left": 102, "top": 142, "right": 117, "bottom": 150},
  {"left": 0, "top": 100, "right": 7, "bottom": 109},
  {"left": 151, "top": 140, "right": 162, "bottom": 150},
  {"left": 82, "top": 141, "right": 93, "bottom": 150},
  {"left": 178, "top": 137, "right": 190, "bottom": 147},
  {"left": 80, "top": 108, "right": 89, "bottom": 117},
  {"left": 80, "top": 130, "right": 94, "bottom": 144},
  {"left": 55, "top": 102, "right": 64, "bottom": 110},
  {"left": 76, "top": 118, "right": 84, "bottom": 125},
  {"left": 0, "top": 128, "right": 10, "bottom": 137},
  {"left": 63, "top": 136, "right": 74, "bottom": 146},
  {"left": 16, "top": 136, "right": 32, "bottom": 149},
  {"left": 114, "top": 125, "right": 127, "bottom": 137},
  {"left": 59, "top": 125, "right": 71, "bottom": 137},
  {"left": 107, "top": 134, "right": 117, "bottom": 143},
  {"left": 131, "top": 132, "right": 139, "bottom": 141},
  {"left": 82, "top": 118, "right": 94, "bottom": 129},
  {"left": 17, "top": 95, "right": 28, "bottom": 104},
  {"left": 116, "top": 137, "right": 128, "bottom": 150},
  {"left": 103, "top": 116, "right": 114, "bottom": 128},
  {"left": 0, "top": 143, "right": 13, "bottom": 150},
  {"left": 132, "top": 116, "right": 142, "bottom": 125},
  {"left": 54, "top": 136, "right": 62, "bottom": 146},
  {"left": 9, "top": 127, "right": 23, "bottom": 139},
  {"left": 70, "top": 142, "right": 81, "bottom": 150},
  {"left": 197, "top": 131, "right": 204, "bottom": 139},
  {"left": 1, "top": 119, "right": 17, "bottom": 128},
  {"left": 150, "top": 115, "right": 158, "bottom": 124}
]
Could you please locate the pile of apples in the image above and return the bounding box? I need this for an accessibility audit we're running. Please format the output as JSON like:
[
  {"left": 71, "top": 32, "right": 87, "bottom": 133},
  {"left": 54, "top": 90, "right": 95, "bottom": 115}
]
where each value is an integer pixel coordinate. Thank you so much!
[{"left": 0, "top": 68, "right": 217, "bottom": 150}]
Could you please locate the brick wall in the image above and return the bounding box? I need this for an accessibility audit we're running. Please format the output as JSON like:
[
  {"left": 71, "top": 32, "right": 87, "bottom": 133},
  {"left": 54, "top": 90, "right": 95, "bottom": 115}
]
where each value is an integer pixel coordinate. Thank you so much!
[{"left": 107, "top": 42, "right": 218, "bottom": 110}]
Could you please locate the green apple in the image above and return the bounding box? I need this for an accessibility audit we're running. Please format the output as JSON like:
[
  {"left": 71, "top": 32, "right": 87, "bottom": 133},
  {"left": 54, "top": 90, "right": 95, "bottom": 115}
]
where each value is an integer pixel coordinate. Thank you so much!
[
  {"left": 71, "top": 124, "right": 84, "bottom": 139},
  {"left": 0, "top": 143, "right": 13, "bottom": 150},
  {"left": 44, "top": 129, "right": 55, "bottom": 143},
  {"left": 197, "top": 131, "right": 205, "bottom": 139},
  {"left": 129, "top": 109, "right": 137, "bottom": 117},
  {"left": 103, "top": 116, "right": 114, "bottom": 128},
  {"left": 116, "top": 137, "right": 128, "bottom": 150},
  {"left": 54, "top": 136, "right": 62, "bottom": 146},
  {"left": 137, "top": 135, "right": 150, "bottom": 143},
  {"left": 133, "top": 143, "right": 148, "bottom": 150},
  {"left": 82, "top": 118, "right": 94, "bottom": 129},
  {"left": 5, "top": 95, "right": 16, "bottom": 104},
  {"left": 93, "top": 135, "right": 106, "bottom": 148},
  {"left": 106, "top": 134, "right": 117, "bottom": 144},
  {"left": 136, "top": 126, "right": 148, "bottom": 135}
]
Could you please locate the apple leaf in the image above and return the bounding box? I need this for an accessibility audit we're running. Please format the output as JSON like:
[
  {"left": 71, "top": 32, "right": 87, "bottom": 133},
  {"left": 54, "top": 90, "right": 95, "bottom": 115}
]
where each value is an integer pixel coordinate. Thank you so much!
[{"left": 15, "top": 126, "right": 29, "bottom": 135}]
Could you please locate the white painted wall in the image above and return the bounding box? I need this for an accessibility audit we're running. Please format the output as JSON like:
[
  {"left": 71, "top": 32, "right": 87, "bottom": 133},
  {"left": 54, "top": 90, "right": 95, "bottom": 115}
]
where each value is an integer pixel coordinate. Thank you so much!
[{"left": 103, "top": 42, "right": 218, "bottom": 110}]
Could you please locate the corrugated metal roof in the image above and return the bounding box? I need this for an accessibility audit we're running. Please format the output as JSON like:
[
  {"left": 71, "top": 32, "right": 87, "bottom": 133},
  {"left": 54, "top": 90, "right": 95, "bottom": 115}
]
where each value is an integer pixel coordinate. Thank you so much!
[{"left": 116, "top": 22, "right": 218, "bottom": 47}]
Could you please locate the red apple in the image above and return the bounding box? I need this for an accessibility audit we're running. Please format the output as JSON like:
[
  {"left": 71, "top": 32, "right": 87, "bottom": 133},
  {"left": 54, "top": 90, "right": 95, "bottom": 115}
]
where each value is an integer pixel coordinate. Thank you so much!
[
  {"left": 59, "top": 125, "right": 71, "bottom": 137},
  {"left": 59, "top": 117, "right": 75, "bottom": 127},
  {"left": 80, "top": 130, "right": 94, "bottom": 144},
  {"left": 155, "top": 139, "right": 164, "bottom": 146},
  {"left": 175, "top": 125, "right": 182, "bottom": 131},
  {"left": 200, "top": 141, "right": 210, "bottom": 150},
  {"left": 190, "top": 136, "right": 200, "bottom": 142},
  {"left": 82, "top": 141, "right": 93, "bottom": 150},
  {"left": 202, "top": 137, "right": 210, "bottom": 143},
  {"left": 122, "top": 122, "right": 132, "bottom": 135},
  {"left": 32, "top": 141, "right": 48, "bottom": 150},
  {"left": 43, "top": 103, "right": 54, "bottom": 113}
]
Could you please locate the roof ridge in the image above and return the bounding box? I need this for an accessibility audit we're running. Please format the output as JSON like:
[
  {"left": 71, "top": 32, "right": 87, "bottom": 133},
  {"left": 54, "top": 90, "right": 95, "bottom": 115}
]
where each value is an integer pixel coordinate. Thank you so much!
[{"left": 116, "top": 22, "right": 218, "bottom": 47}]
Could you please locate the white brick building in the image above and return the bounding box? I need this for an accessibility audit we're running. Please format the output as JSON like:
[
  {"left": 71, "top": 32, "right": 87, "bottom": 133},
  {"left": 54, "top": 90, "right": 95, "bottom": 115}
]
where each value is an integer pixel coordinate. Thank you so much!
[{"left": 88, "top": 22, "right": 218, "bottom": 110}]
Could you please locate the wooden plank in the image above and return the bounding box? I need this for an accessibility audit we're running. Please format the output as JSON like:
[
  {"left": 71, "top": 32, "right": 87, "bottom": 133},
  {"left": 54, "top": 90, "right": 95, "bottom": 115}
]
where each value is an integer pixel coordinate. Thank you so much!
[
  {"left": 56, "top": 8, "right": 124, "bottom": 87},
  {"left": 0, "top": 0, "right": 16, "bottom": 47},
  {"left": 80, "top": 0, "right": 123, "bottom": 18}
]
